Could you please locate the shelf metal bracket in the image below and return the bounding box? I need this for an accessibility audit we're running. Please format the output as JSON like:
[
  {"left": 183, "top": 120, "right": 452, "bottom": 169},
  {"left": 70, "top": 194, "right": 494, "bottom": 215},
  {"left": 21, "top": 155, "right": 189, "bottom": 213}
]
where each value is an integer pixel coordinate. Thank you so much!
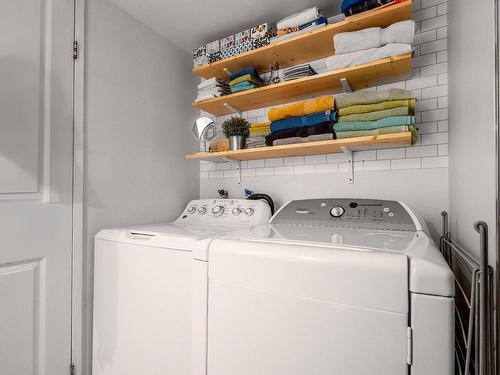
[
  {"left": 222, "top": 158, "right": 241, "bottom": 185},
  {"left": 223, "top": 68, "right": 233, "bottom": 77},
  {"left": 340, "top": 77, "right": 353, "bottom": 93},
  {"left": 341, "top": 146, "right": 354, "bottom": 184},
  {"left": 223, "top": 103, "right": 243, "bottom": 117}
]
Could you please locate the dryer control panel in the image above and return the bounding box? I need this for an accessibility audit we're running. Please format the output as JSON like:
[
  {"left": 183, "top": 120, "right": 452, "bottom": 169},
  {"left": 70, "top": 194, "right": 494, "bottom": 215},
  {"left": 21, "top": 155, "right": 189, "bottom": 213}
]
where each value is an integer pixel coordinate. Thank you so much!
[
  {"left": 271, "top": 199, "right": 418, "bottom": 231},
  {"left": 175, "top": 199, "right": 272, "bottom": 226}
]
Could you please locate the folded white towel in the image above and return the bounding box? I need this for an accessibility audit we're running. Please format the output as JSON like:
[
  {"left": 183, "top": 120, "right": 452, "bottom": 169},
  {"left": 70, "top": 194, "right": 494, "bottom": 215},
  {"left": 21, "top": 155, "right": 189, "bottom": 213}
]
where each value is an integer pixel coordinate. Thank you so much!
[
  {"left": 197, "top": 77, "right": 227, "bottom": 90},
  {"left": 334, "top": 20, "right": 414, "bottom": 54},
  {"left": 326, "top": 43, "right": 413, "bottom": 71},
  {"left": 277, "top": 7, "right": 322, "bottom": 30}
]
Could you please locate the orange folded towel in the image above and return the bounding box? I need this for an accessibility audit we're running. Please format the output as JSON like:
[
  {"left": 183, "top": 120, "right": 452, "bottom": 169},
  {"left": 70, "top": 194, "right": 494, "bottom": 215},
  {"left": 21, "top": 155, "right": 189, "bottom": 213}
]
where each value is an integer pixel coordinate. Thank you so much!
[{"left": 267, "top": 95, "right": 335, "bottom": 122}]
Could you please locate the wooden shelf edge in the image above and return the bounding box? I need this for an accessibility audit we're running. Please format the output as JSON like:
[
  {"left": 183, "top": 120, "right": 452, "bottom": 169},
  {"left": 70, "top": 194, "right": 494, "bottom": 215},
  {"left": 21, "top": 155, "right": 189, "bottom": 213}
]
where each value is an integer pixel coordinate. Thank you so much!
[
  {"left": 192, "top": 53, "right": 413, "bottom": 116},
  {"left": 192, "top": 0, "right": 412, "bottom": 79},
  {"left": 186, "top": 132, "right": 413, "bottom": 162}
]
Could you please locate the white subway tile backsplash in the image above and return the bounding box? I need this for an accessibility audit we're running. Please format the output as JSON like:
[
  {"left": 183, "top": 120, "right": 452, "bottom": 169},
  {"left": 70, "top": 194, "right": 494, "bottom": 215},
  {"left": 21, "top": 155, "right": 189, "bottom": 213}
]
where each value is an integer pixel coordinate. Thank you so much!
[
  {"left": 422, "top": 84, "right": 448, "bottom": 98},
  {"left": 377, "top": 148, "right": 406, "bottom": 160},
  {"left": 421, "top": 38, "right": 447, "bottom": 54},
  {"left": 422, "top": 108, "right": 448, "bottom": 122},
  {"left": 265, "top": 158, "right": 283, "bottom": 167},
  {"left": 406, "top": 145, "right": 438, "bottom": 158},
  {"left": 284, "top": 156, "right": 305, "bottom": 166},
  {"left": 422, "top": 132, "right": 448, "bottom": 145},
  {"left": 256, "top": 167, "right": 275, "bottom": 176},
  {"left": 391, "top": 158, "right": 422, "bottom": 169},
  {"left": 200, "top": 3, "right": 449, "bottom": 181},
  {"left": 422, "top": 156, "right": 448, "bottom": 168},
  {"left": 364, "top": 160, "right": 391, "bottom": 171},
  {"left": 294, "top": 165, "right": 316, "bottom": 174},
  {"left": 247, "top": 159, "right": 265, "bottom": 168}
]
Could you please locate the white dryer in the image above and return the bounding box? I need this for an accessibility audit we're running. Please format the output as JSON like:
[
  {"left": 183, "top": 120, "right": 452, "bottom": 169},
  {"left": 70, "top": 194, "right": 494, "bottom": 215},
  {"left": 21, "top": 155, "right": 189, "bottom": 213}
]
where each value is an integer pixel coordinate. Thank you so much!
[
  {"left": 92, "top": 199, "right": 271, "bottom": 375},
  {"left": 194, "top": 198, "right": 455, "bottom": 375}
]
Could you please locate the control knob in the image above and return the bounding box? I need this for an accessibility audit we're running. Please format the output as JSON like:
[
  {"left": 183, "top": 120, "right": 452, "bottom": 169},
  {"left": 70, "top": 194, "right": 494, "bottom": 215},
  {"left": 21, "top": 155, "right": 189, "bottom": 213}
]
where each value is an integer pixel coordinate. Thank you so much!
[
  {"left": 198, "top": 207, "right": 207, "bottom": 214},
  {"left": 232, "top": 208, "right": 241, "bottom": 215},
  {"left": 330, "top": 206, "right": 345, "bottom": 218},
  {"left": 244, "top": 208, "right": 254, "bottom": 216},
  {"left": 212, "top": 205, "right": 224, "bottom": 216},
  {"left": 187, "top": 207, "right": 196, "bottom": 214}
]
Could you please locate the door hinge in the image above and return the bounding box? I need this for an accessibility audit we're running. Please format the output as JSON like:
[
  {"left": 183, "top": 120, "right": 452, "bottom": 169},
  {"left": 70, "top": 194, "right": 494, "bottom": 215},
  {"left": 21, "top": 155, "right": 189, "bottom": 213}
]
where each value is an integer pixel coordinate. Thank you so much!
[
  {"left": 406, "top": 327, "right": 413, "bottom": 365},
  {"left": 70, "top": 363, "right": 76, "bottom": 375},
  {"left": 73, "top": 41, "right": 78, "bottom": 59}
]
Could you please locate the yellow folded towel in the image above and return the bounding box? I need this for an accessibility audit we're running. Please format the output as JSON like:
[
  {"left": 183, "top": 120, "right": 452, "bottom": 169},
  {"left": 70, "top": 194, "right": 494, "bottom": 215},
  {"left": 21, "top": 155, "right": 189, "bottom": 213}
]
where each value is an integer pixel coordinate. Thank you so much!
[
  {"left": 250, "top": 122, "right": 270, "bottom": 134},
  {"left": 338, "top": 99, "right": 416, "bottom": 116},
  {"left": 268, "top": 95, "right": 334, "bottom": 122}
]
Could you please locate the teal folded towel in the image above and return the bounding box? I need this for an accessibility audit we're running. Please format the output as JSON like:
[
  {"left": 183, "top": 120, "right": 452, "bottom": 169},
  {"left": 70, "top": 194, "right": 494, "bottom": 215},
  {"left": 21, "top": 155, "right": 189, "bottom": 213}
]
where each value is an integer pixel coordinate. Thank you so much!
[
  {"left": 231, "top": 81, "right": 259, "bottom": 93},
  {"left": 334, "top": 116, "right": 415, "bottom": 132}
]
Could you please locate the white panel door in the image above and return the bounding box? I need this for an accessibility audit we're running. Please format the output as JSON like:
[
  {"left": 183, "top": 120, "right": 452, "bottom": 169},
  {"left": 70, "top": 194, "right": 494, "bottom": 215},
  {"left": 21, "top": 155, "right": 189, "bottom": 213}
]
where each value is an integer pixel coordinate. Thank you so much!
[{"left": 0, "top": 0, "right": 75, "bottom": 374}]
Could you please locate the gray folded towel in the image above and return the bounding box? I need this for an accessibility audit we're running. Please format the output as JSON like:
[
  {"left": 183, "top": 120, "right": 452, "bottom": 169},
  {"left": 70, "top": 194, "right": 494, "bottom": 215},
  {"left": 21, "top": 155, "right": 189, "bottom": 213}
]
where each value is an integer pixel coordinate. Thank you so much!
[{"left": 334, "top": 20, "right": 414, "bottom": 54}]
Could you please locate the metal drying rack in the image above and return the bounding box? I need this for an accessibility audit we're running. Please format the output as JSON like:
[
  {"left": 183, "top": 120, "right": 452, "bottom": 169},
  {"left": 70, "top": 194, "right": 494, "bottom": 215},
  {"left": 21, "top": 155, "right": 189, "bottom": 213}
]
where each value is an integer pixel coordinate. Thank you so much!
[{"left": 440, "top": 212, "right": 496, "bottom": 375}]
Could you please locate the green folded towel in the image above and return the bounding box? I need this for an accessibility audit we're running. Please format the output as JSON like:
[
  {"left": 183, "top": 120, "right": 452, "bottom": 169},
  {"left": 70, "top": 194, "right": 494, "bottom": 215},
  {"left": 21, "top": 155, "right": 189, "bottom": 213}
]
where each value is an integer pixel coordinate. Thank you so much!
[
  {"left": 335, "top": 125, "right": 417, "bottom": 139},
  {"left": 230, "top": 74, "right": 263, "bottom": 87},
  {"left": 231, "top": 81, "right": 260, "bottom": 93},
  {"left": 338, "top": 106, "right": 411, "bottom": 122},
  {"left": 338, "top": 99, "right": 416, "bottom": 116},
  {"left": 335, "top": 89, "right": 414, "bottom": 109},
  {"left": 334, "top": 116, "right": 415, "bottom": 132}
]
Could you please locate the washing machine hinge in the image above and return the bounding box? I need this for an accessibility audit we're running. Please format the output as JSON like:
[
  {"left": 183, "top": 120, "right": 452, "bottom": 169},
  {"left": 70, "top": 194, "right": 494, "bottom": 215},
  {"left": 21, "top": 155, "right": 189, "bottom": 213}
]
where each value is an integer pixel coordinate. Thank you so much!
[{"left": 406, "top": 327, "right": 413, "bottom": 365}]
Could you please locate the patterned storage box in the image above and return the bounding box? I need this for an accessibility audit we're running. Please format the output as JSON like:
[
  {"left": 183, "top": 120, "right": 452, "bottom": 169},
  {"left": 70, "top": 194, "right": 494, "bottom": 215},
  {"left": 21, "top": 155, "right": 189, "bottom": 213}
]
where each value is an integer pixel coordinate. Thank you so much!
[
  {"left": 206, "top": 40, "right": 220, "bottom": 54},
  {"left": 235, "top": 29, "right": 251, "bottom": 45},
  {"left": 220, "top": 35, "right": 235, "bottom": 50},
  {"left": 193, "top": 45, "right": 208, "bottom": 67},
  {"left": 220, "top": 37, "right": 271, "bottom": 60},
  {"left": 251, "top": 23, "right": 275, "bottom": 39}
]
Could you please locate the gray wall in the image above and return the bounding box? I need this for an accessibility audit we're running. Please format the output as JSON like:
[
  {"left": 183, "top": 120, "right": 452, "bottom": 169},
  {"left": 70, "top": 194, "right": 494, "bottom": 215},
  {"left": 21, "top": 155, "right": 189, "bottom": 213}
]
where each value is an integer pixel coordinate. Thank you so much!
[
  {"left": 83, "top": 0, "right": 198, "bottom": 372},
  {"left": 448, "top": 0, "right": 497, "bottom": 262}
]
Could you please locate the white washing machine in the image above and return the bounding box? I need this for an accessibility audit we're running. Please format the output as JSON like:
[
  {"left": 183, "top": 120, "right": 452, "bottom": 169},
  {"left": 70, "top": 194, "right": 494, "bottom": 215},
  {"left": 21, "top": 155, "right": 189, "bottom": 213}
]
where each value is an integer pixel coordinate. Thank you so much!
[
  {"left": 92, "top": 199, "right": 271, "bottom": 375},
  {"left": 194, "top": 198, "right": 455, "bottom": 375}
]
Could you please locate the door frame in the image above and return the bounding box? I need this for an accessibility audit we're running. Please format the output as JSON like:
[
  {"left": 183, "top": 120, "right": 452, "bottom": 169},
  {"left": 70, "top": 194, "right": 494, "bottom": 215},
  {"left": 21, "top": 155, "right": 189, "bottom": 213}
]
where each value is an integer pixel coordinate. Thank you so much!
[{"left": 71, "top": 0, "right": 85, "bottom": 372}]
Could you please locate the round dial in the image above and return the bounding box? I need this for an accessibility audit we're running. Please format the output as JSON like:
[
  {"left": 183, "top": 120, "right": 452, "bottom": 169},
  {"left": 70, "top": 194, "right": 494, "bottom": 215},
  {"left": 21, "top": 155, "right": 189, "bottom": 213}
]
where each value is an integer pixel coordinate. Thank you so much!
[
  {"left": 198, "top": 207, "right": 207, "bottom": 214},
  {"left": 244, "top": 208, "right": 254, "bottom": 216},
  {"left": 330, "top": 206, "right": 345, "bottom": 218},
  {"left": 187, "top": 206, "right": 196, "bottom": 214},
  {"left": 232, "top": 208, "right": 241, "bottom": 215},
  {"left": 212, "top": 205, "right": 224, "bottom": 216}
]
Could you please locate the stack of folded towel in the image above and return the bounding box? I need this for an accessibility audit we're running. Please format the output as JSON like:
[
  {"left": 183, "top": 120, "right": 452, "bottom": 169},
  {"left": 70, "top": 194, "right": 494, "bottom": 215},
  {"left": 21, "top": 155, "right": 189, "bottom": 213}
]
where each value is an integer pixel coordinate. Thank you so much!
[
  {"left": 229, "top": 67, "right": 264, "bottom": 93},
  {"left": 265, "top": 96, "right": 337, "bottom": 146},
  {"left": 196, "top": 78, "right": 230, "bottom": 102},
  {"left": 326, "top": 20, "right": 414, "bottom": 71},
  {"left": 334, "top": 89, "right": 417, "bottom": 139},
  {"left": 272, "top": 9, "right": 328, "bottom": 44},
  {"left": 284, "top": 64, "right": 317, "bottom": 81},
  {"left": 246, "top": 122, "right": 271, "bottom": 148},
  {"left": 341, "top": 0, "right": 404, "bottom": 16}
]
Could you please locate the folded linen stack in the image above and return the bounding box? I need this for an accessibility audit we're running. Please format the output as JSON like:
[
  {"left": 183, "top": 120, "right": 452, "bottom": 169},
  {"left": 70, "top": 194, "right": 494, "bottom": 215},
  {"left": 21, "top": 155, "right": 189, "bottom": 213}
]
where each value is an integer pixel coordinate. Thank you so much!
[
  {"left": 326, "top": 20, "right": 414, "bottom": 71},
  {"left": 246, "top": 122, "right": 271, "bottom": 148},
  {"left": 229, "top": 67, "right": 264, "bottom": 93},
  {"left": 334, "top": 89, "right": 417, "bottom": 139},
  {"left": 265, "top": 96, "right": 336, "bottom": 146},
  {"left": 341, "top": 0, "right": 403, "bottom": 16},
  {"left": 271, "top": 7, "right": 328, "bottom": 44},
  {"left": 196, "top": 78, "right": 230, "bottom": 102},
  {"left": 284, "top": 64, "right": 317, "bottom": 81}
]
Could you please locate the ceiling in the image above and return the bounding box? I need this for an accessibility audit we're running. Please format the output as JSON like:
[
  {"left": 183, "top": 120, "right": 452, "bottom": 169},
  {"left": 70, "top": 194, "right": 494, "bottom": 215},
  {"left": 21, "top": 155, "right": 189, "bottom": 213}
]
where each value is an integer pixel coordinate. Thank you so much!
[{"left": 108, "top": 0, "right": 342, "bottom": 53}]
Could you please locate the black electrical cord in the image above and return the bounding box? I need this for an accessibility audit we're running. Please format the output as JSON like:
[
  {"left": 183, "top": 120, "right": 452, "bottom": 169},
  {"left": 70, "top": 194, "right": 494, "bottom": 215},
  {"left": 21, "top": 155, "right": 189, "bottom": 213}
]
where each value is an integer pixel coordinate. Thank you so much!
[{"left": 246, "top": 193, "right": 275, "bottom": 215}]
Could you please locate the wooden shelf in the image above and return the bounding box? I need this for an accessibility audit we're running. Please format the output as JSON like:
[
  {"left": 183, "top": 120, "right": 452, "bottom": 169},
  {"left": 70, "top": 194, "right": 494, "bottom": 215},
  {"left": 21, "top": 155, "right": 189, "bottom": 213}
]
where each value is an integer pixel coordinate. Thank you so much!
[
  {"left": 193, "top": 53, "right": 412, "bottom": 116},
  {"left": 193, "top": 1, "right": 412, "bottom": 80},
  {"left": 186, "top": 132, "right": 413, "bottom": 162}
]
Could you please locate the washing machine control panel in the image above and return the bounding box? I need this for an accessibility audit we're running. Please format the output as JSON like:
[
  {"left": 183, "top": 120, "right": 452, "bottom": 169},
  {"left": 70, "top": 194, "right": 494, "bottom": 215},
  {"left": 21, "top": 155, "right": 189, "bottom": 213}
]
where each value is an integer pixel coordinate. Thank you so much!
[
  {"left": 271, "top": 199, "right": 418, "bottom": 231},
  {"left": 176, "top": 199, "right": 272, "bottom": 226}
]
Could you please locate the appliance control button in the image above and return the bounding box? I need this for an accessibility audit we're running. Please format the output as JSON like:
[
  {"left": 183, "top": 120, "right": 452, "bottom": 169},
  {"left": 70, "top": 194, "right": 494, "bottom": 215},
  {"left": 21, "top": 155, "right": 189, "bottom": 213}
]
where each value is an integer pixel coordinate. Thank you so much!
[
  {"left": 320, "top": 202, "right": 326, "bottom": 207},
  {"left": 330, "top": 206, "right": 345, "bottom": 218},
  {"left": 383, "top": 207, "right": 390, "bottom": 212},
  {"left": 198, "top": 207, "right": 207, "bottom": 214},
  {"left": 349, "top": 202, "right": 358, "bottom": 208},
  {"left": 244, "top": 208, "right": 254, "bottom": 216},
  {"left": 187, "top": 207, "right": 196, "bottom": 214},
  {"left": 388, "top": 212, "right": 394, "bottom": 217},
  {"left": 232, "top": 208, "right": 241, "bottom": 215},
  {"left": 212, "top": 205, "right": 224, "bottom": 216}
]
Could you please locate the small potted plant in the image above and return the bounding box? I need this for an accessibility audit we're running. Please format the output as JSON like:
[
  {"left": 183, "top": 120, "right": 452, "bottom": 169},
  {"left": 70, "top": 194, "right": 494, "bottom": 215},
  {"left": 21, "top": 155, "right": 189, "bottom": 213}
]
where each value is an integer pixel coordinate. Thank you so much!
[{"left": 222, "top": 116, "right": 250, "bottom": 150}]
